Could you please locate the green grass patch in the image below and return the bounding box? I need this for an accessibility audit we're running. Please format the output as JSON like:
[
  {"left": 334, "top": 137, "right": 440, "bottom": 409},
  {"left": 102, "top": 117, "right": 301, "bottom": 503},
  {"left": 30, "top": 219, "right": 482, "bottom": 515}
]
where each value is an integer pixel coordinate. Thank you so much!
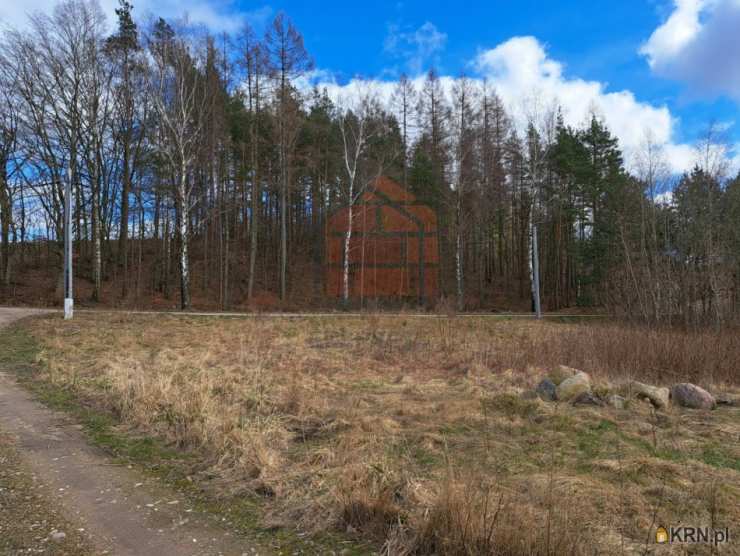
[
  {"left": 351, "top": 378, "right": 387, "bottom": 392},
  {"left": 572, "top": 419, "right": 619, "bottom": 467},
  {"left": 0, "top": 322, "right": 41, "bottom": 375},
  {"left": 388, "top": 438, "right": 442, "bottom": 470},
  {"left": 483, "top": 393, "right": 541, "bottom": 420},
  {"left": 700, "top": 445, "right": 740, "bottom": 472}
]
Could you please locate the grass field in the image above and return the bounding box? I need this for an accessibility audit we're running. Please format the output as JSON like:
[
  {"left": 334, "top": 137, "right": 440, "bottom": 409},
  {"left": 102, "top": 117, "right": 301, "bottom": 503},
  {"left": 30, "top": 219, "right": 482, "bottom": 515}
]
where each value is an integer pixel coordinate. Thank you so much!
[{"left": 6, "top": 313, "right": 740, "bottom": 555}]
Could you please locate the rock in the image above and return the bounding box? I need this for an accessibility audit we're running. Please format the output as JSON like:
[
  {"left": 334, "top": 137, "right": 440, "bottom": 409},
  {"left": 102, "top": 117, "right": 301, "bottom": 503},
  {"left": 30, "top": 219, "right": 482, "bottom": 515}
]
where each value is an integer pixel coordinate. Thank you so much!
[
  {"left": 572, "top": 391, "right": 604, "bottom": 407},
  {"left": 50, "top": 530, "right": 66, "bottom": 542},
  {"left": 535, "top": 378, "right": 557, "bottom": 401},
  {"left": 556, "top": 372, "right": 591, "bottom": 402},
  {"left": 671, "top": 383, "right": 716, "bottom": 410},
  {"left": 716, "top": 393, "right": 736, "bottom": 406},
  {"left": 607, "top": 394, "right": 626, "bottom": 410},
  {"left": 630, "top": 381, "right": 669, "bottom": 409},
  {"left": 548, "top": 365, "right": 581, "bottom": 386}
]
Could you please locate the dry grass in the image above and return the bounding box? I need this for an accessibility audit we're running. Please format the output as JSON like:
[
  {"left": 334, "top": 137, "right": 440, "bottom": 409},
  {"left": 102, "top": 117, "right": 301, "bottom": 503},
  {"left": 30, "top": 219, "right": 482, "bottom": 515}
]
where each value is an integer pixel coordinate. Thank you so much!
[
  {"left": 528, "top": 322, "right": 739, "bottom": 386},
  {"left": 22, "top": 314, "right": 740, "bottom": 555}
]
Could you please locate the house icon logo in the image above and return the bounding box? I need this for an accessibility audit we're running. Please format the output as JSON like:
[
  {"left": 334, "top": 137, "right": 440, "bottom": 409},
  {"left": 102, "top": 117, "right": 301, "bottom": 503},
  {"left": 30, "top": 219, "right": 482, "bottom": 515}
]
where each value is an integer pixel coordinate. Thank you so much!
[{"left": 656, "top": 526, "right": 669, "bottom": 544}]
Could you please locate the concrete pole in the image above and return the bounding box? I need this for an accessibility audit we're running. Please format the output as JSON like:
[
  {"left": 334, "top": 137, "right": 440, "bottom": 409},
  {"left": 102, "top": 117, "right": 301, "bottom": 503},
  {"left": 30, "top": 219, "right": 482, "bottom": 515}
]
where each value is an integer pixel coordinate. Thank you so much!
[
  {"left": 64, "top": 171, "right": 73, "bottom": 320},
  {"left": 532, "top": 223, "right": 542, "bottom": 319}
]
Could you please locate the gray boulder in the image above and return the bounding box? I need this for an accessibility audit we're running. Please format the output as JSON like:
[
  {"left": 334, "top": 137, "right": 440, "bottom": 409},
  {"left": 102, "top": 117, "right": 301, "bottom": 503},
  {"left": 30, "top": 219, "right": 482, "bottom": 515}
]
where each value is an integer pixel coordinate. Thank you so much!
[
  {"left": 556, "top": 372, "right": 591, "bottom": 402},
  {"left": 535, "top": 378, "right": 557, "bottom": 402},
  {"left": 630, "top": 381, "right": 669, "bottom": 409},
  {"left": 548, "top": 365, "right": 581, "bottom": 386},
  {"left": 671, "top": 383, "right": 716, "bottom": 410}
]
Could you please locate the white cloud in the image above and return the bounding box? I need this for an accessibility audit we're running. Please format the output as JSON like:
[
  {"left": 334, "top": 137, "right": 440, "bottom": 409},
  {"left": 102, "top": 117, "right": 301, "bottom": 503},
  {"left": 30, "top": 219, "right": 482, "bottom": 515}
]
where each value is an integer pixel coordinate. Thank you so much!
[
  {"left": 313, "top": 36, "right": 697, "bottom": 174},
  {"left": 0, "top": 0, "right": 271, "bottom": 35},
  {"left": 662, "top": 143, "right": 700, "bottom": 173},
  {"left": 641, "top": 0, "right": 740, "bottom": 99},
  {"left": 384, "top": 21, "right": 447, "bottom": 74},
  {"left": 474, "top": 37, "right": 679, "bottom": 161},
  {"left": 641, "top": 0, "right": 707, "bottom": 64}
]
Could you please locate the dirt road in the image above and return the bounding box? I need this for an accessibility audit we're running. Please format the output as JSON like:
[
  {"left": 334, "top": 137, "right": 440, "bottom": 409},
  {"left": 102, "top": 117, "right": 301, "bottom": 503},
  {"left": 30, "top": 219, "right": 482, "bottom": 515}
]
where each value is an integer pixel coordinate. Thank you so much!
[{"left": 0, "top": 308, "right": 252, "bottom": 555}]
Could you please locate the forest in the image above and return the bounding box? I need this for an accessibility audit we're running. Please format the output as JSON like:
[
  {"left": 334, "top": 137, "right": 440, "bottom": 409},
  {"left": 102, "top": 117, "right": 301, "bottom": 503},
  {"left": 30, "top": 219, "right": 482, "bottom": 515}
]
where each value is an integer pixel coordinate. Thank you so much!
[{"left": 1, "top": 0, "right": 739, "bottom": 326}]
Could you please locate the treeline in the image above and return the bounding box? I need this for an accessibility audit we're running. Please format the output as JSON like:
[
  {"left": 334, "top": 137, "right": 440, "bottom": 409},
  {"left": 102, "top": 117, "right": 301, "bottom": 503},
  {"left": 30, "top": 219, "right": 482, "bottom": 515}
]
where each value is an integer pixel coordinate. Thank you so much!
[{"left": 0, "top": 0, "right": 738, "bottom": 324}]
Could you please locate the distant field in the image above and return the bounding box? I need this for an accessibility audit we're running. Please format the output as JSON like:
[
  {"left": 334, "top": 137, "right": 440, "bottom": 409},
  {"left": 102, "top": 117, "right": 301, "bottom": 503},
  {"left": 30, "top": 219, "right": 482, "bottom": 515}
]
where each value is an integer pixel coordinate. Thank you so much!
[{"left": 13, "top": 313, "right": 740, "bottom": 554}]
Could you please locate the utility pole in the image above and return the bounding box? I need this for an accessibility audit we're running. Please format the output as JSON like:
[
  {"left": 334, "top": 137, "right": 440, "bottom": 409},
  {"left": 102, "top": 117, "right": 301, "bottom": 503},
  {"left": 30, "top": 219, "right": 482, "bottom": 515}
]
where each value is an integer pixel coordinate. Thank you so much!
[
  {"left": 532, "top": 223, "right": 542, "bottom": 319},
  {"left": 64, "top": 169, "right": 73, "bottom": 319}
]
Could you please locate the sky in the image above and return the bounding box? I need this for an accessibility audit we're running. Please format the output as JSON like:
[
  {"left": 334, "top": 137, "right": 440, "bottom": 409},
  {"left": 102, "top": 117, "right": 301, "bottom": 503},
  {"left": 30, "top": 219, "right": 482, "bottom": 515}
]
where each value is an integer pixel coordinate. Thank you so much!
[{"left": 2, "top": 0, "right": 740, "bottom": 176}]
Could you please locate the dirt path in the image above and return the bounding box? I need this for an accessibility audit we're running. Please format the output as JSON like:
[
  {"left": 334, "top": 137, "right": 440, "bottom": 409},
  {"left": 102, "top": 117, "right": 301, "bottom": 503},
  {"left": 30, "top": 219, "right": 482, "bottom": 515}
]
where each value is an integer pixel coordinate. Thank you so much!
[{"left": 0, "top": 308, "right": 252, "bottom": 555}]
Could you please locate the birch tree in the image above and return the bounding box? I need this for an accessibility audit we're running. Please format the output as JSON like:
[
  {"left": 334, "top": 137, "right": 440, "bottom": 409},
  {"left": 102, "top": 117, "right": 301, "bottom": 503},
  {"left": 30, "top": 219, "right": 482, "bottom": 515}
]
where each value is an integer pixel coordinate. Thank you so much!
[
  {"left": 337, "top": 89, "right": 387, "bottom": 303},
  {"left": 522, "top": 100, "right": 556, "bottom": 313},
  {"left": 450, "top": 75, "right": 477, "bottom": 310},
  {"left": 148, "top": 19, "right": 207, "bottom": 309}
]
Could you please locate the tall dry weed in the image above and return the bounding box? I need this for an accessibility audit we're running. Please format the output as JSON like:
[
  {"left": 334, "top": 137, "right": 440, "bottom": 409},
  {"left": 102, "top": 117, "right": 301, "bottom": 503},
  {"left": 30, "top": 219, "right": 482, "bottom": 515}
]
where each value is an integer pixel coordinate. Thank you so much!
[{"left": 24, "top": 314, "right": 740, "bottom": 554}]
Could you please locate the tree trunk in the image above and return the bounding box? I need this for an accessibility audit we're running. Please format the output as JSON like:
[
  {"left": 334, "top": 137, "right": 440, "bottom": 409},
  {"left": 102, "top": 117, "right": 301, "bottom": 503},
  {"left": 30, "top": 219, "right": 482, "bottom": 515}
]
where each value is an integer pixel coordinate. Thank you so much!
[
  {"left": 0, "top": 168, "right": 11, "bottom": 287},
  {"left": 280, "top": 172, "right": 287, "bottom": 300},
  {"left": 177, "top": 175, "right": 190, "bottom": 310},
  {"left": 248, "top": 71, "right": 261, "bottom": 301},
  {"left": 248, "top": 174, "right": 259, "bottom": 300},
  {"left": 119, "top": 138, "right": 130, "bottom": 298},
  {"left": 456, "top": 202, "right": 464, "bottom": 311},
  {"left": 343, "top": 201, "right": 353, "bottom": 303},
  {"left": 91, "top": 183, "right": 101, "bottom": 301}
]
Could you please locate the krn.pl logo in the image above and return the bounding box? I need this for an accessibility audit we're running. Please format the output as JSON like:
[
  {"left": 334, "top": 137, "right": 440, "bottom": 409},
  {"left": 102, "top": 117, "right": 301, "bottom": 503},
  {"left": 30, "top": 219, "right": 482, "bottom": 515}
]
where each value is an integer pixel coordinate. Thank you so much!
[
  {"left": 656, "top": 525, "right": 730, "bottom": 546},
  {"left": 655, "top": 526, "right": 669, "bottom": 544}
]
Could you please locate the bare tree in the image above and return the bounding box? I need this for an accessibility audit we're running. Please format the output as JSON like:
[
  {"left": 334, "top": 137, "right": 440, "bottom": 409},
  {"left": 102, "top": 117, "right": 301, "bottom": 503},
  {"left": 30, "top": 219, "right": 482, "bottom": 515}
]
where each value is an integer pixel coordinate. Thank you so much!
[
  {"left": 1, "top": 0, "right": 105, "bottom": 299},
  {"left": 450, "top": 75, "right": 478, "bottom": 310},
  {"left": 106, "top": 0, "right": 141, "bottom": 298},
  {"left": 147, "top": 19, "right": 207, "bottom": 309},
  {"left": 522, "top": 98, "right": 557, "bottom": 314},
  {"left": 0, "top": 86, "right": 19, "bottom": 286},
  {"left": 77, "top": 1, "right": 112, "bottom": 301},
  {"left": 416, "top": 69, "right": 450, "bottom": 296},
  {"left": 239, "top": 24, "right": 266, "bottom": 301},
  {"left": 390, "top": 74, "right": 416, "bottom": 187},
  {"left": 632, "top": 131, "right": 671, "bottom": 321},
  {"left": 337, "top": 87, "right": 387, "bottom": 303},
  {"left": 694, "top": 123, "right": 730, "bottom": 327},
  {"left": 264, "top": 12, "right": 312, "bottom": 301}
]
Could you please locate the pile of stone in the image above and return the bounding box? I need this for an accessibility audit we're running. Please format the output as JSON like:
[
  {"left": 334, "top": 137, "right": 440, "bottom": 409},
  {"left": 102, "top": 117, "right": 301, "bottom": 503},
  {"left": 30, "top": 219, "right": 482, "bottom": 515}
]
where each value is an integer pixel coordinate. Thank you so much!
[
  {"left": 531, "top": 365, "right": 732, "bottom": 410},
  {"left": 534, "top": 365, "right": 610, "bottom": 408}
]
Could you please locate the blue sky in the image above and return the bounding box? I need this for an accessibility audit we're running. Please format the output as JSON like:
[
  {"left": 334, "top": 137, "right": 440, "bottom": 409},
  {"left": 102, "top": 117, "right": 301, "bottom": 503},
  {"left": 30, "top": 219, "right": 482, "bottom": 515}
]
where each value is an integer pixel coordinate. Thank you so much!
[
  {"left": 283, "top": 0, "right": 739, "bottom": 168},
  {"left": 2, "top": 0, "right": 739, "bottom": 174}
]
